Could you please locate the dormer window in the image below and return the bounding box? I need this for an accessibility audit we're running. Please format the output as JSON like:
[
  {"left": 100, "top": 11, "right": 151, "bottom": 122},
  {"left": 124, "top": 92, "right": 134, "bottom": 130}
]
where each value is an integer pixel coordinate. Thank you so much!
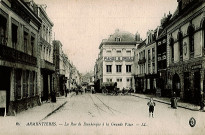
[
  {"left": 116, "top": 50, "right": 121, "bottom": 53},
  {"left": 115, "top": 37, "right": 121, "bottom": 42}
]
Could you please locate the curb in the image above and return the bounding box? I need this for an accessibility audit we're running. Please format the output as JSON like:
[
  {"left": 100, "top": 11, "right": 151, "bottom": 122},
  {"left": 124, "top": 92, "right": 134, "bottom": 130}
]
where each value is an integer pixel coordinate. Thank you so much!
[
  {"left": 40, "top": 101, "right": 67, "bottom": 121},
  {"left": 40, "top": 93, "right": 75, "bottom": 121},
  {"left": 131, "top": 94, "right": 199, "bottom": 111}
]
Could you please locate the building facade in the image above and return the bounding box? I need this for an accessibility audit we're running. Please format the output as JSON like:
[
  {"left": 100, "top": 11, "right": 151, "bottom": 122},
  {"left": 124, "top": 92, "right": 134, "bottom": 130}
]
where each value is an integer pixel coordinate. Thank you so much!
[
  {"left": 95, "top": 29, "right": 141, "bottom": 91},
  {"left": 167, "top": 0, "right": 205, "bottom": 104},
  {"left": 53, "top": 40, "right": 81, "bottom": 96},
  {"left": 0, "top": 0, "right": 41, "bottom": 115},
  {"left": 134, "top": 30, "right": 158, "bottom": 94},
  {"left": 134, "top": 40, "right": 146, "bottom": 93},
  {"left": 156, "top": 14, "right": 172, "bottom": 97},
  {"left": 144, "top": 30, "right": 158, "bottom": 94},
  {"left": 53, "top": 40, "right": 66, "bottom": 96},
  {"left": 35, "top": 4, "right": 55, "bottom": 102}
]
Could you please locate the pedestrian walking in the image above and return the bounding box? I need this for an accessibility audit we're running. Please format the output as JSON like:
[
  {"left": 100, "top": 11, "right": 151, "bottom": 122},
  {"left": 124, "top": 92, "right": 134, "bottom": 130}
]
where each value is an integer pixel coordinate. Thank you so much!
[
  {"left": 171, "top": 92, "right": 177, "bottom": 109},
  {"left": 65, "top": 89, "right": 68, "bottom": 97},
  {"left": 147, "top": 98, "right": 156, "bottom": 118}
]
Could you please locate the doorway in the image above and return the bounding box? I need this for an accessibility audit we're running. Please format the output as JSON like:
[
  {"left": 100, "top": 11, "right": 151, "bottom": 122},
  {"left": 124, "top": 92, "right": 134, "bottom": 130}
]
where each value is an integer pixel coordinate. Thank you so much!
[{"left": 173, "top": 73, "right": 180, "bottom": 97}]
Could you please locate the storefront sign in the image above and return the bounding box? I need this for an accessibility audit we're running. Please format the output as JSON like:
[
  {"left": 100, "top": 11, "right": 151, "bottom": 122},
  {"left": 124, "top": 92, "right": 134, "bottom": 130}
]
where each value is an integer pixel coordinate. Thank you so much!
[{"left": 104, "top": 57, "right": 134, "bottom": 61}]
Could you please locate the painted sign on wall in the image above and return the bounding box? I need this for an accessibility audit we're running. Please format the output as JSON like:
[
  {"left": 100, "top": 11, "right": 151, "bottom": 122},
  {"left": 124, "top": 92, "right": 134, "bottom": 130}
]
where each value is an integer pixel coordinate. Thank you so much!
[{"left": 104, "top": 57, "right": 134, "bottom": 61}]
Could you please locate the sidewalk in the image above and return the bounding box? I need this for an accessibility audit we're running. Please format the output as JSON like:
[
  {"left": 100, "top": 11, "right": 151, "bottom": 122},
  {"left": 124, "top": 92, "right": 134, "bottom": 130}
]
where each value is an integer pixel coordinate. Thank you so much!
[
  {"left": 131, "top": 93, "right": 202, "bottom": 111},
  {"left": 0, "top": 92, "right": 75, "bottom": 123}
]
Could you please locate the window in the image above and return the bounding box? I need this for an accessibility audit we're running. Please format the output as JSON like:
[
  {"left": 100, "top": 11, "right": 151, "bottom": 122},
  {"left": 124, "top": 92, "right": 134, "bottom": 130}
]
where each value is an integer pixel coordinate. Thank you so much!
[
  {"left": 143, "top": 50, "right": 145, "bottom": 58},
  {"left": 126, "top": 50, "right": 131, "bottom": 56},
  {"left": 148, "top": 50, "right": 151, "bottom": 60},
  {"left": 31, "top": 36, "right": 35, "bottom": 56},
  {"left": 106, "top": 65, "right": 112, "bottom": 73},
  {"left": 152, "top": 48, "right": 155, "bottom": 60},
  {"left": 107, "top": 78, "right": 112, "bottom": 82},
  {"left": 148, "top": 63, "right": 151, "bottom": 73},
  {"left": 115, "top": 37, "right": 121, "bottom": 42},
  {"left": 152, "top": 63, "right": 155, "bottom": 73},
  {"left": 188, "top": 25, "right": 194, "bottom": 54},
  {"left": 24, "top": 31, "right": 28, "bottom": 53},
  {"left": 116, "top": 50, "right": 121, "bottom": 56},
  {"left": 178, "top": 32, "right": 183, "bottom": 59},
  {"left": 169, "top": 38, "right": 174, "bottom": 61},
  {"left": 117, "top": 50, "right": 121, "bottom": 53},
  {"left": 127, "top": 78, "right": 132, "bottom": 82},
  {"left": 0, "top": 15, "right": 7, "bottom": 45},
  {"left": 12, "top": 24, "right": 18, "bottom": 49},
  {"left": 117, "top": 78, "right": 122, "bottom": 82},
  {"left": 126, "top": 65, "right": 132, "bottom": 73},
  {"left": 116, "top": 65, "right": 122, "bottom": 73}
]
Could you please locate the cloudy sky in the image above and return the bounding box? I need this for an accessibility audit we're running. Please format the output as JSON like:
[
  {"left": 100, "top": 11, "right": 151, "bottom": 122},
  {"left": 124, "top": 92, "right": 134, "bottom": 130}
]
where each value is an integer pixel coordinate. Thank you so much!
[{"left": 34, "top": 0, "right": 178, "bottom": 74}]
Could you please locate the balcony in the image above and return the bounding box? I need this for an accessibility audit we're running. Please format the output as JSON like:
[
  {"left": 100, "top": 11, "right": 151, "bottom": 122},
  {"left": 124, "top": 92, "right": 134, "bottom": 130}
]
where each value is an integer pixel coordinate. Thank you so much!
[
  {"left": 0, "top": 44, "right": 37, "bottom": 66},
  {"left": 41, "top": 60, "right": 55, "bottom": 71},
  {"left": 138, "top": 58, "right": 146, "bottom": 64}
]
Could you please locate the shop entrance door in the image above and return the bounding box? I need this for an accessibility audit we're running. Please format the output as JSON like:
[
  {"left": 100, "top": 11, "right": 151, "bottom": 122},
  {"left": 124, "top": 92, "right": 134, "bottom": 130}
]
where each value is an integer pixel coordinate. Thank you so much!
[{"left": 194, "top": 71, "right": 200, "bottom": 104}]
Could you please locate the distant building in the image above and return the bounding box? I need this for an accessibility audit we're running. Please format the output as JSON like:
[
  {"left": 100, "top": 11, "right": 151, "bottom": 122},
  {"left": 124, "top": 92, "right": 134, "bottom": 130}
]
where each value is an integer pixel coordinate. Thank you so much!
[
  {"left": 82, "top": 71, "right": 94, "bottom": 87},
  {"left": 53, "top": 40, "right": 81, "bottom": 95},
  {"left": 53, "top": 40, "right": 66, "bottom": 96},
  {"left": 95, "top": 29, "right": 142, "bottom": 91}
]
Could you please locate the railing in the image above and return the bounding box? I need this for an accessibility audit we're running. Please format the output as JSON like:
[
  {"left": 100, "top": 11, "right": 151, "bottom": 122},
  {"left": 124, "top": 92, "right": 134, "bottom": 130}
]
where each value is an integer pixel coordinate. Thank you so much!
[{"left": 0, "top": 44, "right": 37, "bottom": 66}]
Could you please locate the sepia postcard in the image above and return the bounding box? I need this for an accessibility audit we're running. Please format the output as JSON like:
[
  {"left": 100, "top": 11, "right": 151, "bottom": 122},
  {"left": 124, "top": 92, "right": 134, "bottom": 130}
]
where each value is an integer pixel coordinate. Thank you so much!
[{"left": 0, "top": 0, "right": 205, "bottom": 135}]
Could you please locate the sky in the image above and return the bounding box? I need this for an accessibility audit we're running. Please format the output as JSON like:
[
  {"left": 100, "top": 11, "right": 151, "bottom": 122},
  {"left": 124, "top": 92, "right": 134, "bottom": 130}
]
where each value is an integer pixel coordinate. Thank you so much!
[{"left": 34, "top": 0, "right": 178, "bottom": 74}]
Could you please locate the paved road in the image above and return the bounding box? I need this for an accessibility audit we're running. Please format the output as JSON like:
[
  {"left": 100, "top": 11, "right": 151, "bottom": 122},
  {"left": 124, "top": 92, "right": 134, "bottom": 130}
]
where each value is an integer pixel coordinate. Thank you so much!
[{"left": 42, "top": 93, "right": 205, "bottom": 135}]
